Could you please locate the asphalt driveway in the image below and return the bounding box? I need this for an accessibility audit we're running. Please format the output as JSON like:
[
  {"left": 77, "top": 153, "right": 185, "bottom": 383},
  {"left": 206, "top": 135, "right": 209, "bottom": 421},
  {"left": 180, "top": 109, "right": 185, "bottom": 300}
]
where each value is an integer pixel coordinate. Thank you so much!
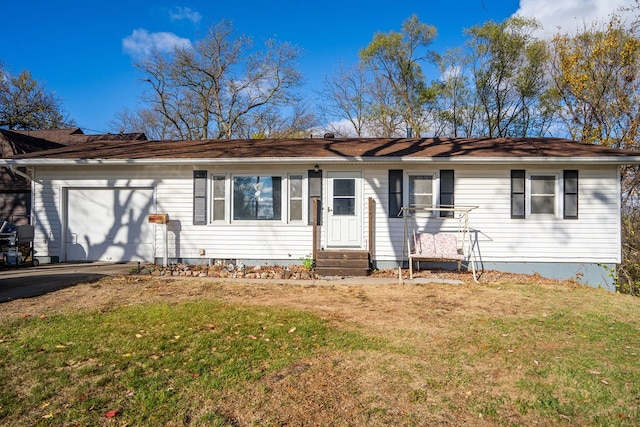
[{"left": 0, "top": 262, "right": 134, "bottom": 302}]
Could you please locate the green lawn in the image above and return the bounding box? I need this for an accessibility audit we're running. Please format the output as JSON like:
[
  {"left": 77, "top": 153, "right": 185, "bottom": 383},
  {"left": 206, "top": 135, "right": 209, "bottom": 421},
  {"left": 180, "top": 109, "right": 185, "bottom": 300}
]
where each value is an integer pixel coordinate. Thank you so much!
[{"left": 1, "top": 279, "right": 639, "bottom": 426}]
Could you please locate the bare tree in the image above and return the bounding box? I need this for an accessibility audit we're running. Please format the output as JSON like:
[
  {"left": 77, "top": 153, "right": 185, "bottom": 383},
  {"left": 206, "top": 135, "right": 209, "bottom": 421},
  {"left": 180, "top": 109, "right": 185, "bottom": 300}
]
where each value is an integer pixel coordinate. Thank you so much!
[
  {"left": 109, "top": 108, "right": 174, "bottom": 141},
  {"left": 133, "top": 20, "right": 304, "bottom": 140},
  {"left": 318, "top": 64, "right": 372, "bottom": 137},
  {"left": 235, "top": 102, "right": 317, "bottom": 139}
]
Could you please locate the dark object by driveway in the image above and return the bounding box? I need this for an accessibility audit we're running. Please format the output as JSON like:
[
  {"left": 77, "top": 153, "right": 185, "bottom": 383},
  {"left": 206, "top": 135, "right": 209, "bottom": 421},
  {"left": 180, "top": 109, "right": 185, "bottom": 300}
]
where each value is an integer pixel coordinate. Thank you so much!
[{"left": 0, "top": 262, "right": 134, "bottom": 302}]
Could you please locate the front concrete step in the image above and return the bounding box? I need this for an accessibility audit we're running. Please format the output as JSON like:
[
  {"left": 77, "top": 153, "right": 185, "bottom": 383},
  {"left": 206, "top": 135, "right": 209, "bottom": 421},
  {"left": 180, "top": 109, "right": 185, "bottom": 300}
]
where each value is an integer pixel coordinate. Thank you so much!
[{"left": 315, "top": 250, "right": 370, "bottom": 277}]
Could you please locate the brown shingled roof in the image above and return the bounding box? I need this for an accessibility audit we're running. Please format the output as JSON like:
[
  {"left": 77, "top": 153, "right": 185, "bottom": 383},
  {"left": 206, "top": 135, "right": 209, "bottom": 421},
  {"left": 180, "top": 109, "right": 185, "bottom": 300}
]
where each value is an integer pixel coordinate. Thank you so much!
[
  {"left": 0, "top": 129, "right": 66, "bottom": 157},
  {"left": 8, "top": 136, "right": 640, "bottom": 162},
  {"left": 1, "top": 128, "right": 149, "bottom": 159},
  {"left": 11, "top": 128, "right": 147, "bottom": 145}
]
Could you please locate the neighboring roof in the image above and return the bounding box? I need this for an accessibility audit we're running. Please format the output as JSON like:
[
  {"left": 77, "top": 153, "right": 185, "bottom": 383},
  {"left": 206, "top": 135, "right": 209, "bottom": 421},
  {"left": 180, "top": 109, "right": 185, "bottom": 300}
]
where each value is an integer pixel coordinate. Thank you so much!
[
  {"left": 5, "top": 136, "right": 640, "bottom": 166},
  {"left": 0, "top": 129, "right": 66, "bottom": 157},
  {"left": 0, "top": 128, "right": 148, "bottom": 159},
  {"left": 10, "top": 128, "right": 147, "bottom": 145}
]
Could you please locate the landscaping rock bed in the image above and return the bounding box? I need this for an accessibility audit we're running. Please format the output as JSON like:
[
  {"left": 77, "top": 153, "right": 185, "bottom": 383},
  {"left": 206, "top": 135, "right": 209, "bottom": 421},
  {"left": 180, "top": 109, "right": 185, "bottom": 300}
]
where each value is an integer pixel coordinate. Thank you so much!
[{"left": 135, "top": 263, "right": 316, "bottom": 280}]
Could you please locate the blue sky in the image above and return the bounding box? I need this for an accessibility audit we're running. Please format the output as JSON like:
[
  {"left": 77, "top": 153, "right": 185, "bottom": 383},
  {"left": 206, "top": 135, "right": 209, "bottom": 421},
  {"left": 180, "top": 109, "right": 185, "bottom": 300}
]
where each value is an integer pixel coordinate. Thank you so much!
[{"left": 0, "top": 0, "right": 633, "bottom": 133}]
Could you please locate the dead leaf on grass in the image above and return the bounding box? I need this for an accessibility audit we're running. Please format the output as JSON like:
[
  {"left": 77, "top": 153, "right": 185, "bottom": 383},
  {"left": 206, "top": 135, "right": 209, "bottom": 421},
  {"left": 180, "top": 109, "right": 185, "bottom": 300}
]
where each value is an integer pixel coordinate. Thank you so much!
[
  {"left": 288, "top": 327, "right": 297, "bottom": 333},
  {"left": 104, "top": 409, "right": 119, "bottom": 418}
]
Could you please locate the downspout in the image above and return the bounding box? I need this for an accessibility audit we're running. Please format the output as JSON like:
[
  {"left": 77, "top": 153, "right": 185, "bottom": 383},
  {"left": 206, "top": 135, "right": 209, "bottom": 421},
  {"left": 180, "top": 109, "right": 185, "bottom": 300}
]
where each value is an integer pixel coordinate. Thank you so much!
[
  {"left": 7, "top": 163, "right": 40, "bottom": 228},
  {"left": 8, "top": 163, "right": 34, "bottom": 182}
]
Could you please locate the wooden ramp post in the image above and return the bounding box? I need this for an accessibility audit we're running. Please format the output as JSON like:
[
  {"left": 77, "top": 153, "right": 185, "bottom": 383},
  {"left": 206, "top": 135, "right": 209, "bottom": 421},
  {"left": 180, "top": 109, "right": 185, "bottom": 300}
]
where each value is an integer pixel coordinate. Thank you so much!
[{"left": 312, "top": 197, "right": 318, "bottom": 262}]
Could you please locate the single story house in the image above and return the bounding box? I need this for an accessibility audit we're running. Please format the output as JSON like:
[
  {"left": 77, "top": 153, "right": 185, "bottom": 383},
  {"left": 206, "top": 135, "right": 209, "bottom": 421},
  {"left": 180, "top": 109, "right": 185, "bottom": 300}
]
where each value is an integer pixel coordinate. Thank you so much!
[
  {"left": 4, "top": 136, "right": 640, "bottom": 289},
  {"left": 0, "top": 128, "right": 146, "bottom": 225}
]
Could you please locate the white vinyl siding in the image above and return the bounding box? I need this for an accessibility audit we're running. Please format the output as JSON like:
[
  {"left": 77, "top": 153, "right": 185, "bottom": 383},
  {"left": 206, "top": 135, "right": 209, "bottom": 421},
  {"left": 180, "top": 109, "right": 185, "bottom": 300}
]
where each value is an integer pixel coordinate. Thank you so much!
[
  {"left": 452, "top": 165, "right": 620, "bottom": 263},
  {"left": 30, "top": 163, "right": 622, "bottom": 265},
  {"left": 372, "top": 164, "right": 620, "bottom": 264}
]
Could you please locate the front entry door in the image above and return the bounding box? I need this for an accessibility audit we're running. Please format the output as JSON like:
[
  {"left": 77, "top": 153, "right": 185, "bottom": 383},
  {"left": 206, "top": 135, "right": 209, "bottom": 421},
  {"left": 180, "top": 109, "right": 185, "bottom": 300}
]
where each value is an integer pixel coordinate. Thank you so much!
[{"left": 327, "top": 172, "right": 362, "bottom": 247}]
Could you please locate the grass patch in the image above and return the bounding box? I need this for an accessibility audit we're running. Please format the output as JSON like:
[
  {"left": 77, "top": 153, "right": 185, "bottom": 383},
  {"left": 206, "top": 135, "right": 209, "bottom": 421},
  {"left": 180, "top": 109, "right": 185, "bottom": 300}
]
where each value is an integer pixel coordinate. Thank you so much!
[
  {"left": 439, "top": 307, "right": 640, "bottom": 424},
  {"left": 1, "top": 278, "right": 640, "bottom": 425},
  {"left": 0, "top": 301, "right": 375, "bottom": 425}
]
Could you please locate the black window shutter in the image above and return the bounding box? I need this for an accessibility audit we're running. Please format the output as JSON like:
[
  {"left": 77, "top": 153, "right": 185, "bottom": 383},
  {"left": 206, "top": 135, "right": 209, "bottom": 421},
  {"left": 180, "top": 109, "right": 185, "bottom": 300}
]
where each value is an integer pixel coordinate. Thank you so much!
[
  {"left": 440, "top": 170, "right": 454, "bottom": 217},
  {"left": 389, "top": 169, "right": 403, "bottom": 217},
  {"left": 308, "top": 170, "right": 322, "bottom": 225},
  {"left": 193, "top": 170, "right": 207, "bottom": 225},
  {"left": 511, "top": 170, "right": 525, "bottom": 219},
  {"left": 564, "top": 170, "right": 578, "bottom": 219}
]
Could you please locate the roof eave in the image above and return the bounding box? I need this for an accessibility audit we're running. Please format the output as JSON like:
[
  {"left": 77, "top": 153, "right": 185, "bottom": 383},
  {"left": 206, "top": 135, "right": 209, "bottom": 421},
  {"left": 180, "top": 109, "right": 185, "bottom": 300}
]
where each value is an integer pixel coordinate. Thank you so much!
[{"left": 3, "top": 156, "right": 640, "bottom": 166}]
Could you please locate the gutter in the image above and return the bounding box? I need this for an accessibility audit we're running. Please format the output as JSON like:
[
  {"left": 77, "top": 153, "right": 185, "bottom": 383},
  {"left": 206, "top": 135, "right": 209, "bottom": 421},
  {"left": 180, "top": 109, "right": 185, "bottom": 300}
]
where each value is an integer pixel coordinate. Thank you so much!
[{"left": 2, "top": 156, "right": 640, "bottom": 167}]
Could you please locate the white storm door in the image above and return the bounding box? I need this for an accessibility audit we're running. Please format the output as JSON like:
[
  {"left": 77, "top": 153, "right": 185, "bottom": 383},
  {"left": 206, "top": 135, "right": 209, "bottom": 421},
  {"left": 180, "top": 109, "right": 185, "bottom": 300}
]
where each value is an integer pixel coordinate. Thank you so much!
[
  {"left": 326, "top": 172, "right": 362, "bottom": 247},
  {"left": 65, "top": 187, "right": 154, "bottom": 262}
]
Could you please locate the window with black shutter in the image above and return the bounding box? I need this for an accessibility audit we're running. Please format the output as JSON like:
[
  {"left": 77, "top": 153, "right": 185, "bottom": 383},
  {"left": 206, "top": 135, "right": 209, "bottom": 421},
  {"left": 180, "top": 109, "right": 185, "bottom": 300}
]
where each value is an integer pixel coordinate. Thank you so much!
[
  {"left": 388, "top": 169, "right": 403, "bottom": 217},
  {"left": 440, "top": 170, "right": 454, "bottom": 217},
  {"left": 563, "top": 170, "right": 578, "bottom": 219}
]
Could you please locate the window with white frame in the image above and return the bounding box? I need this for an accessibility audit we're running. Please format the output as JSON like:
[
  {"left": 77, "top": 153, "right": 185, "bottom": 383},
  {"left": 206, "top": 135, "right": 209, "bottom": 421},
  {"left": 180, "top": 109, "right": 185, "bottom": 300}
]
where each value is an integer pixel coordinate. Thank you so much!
[
  {"left": 289, "top": 174, "right": 303, "bottom": 222},
  {"left": 408, "top": 174, "right": 434, "bottom": 207},
  {"left": 211, "top": 175, "right": 226, "bottom": 221},
  {"left": 530, "top": 174, "right": 557, "bottom": 215},
  {"left": 233, "top": 176, "right": 282, "bottom": 220}
]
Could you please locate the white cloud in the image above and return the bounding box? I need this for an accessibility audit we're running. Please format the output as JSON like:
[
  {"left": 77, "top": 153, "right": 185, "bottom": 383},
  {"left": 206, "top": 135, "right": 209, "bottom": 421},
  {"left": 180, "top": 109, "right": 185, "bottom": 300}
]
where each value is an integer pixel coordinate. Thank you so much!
[
  {"left": 513, "top": 0, "right": 636, "bottom": 36},
  {"left": 169, "top": 6, "right": 202, "bottom": 23},
  {"left": 440, "top": 65, "right": 463, "bottom": 82},
  {"left": 122, "top": 29, "right": 192, "bottom": 57}
]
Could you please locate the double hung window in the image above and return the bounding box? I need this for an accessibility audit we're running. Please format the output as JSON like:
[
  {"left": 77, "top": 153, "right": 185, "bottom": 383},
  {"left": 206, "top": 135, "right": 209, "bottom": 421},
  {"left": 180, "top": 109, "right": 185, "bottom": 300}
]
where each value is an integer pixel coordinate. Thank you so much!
[
  {"left": 510, "top": 170, "right": 578, "bottom": 219},
  {"left": 408, "top": 175, "right": 434, "bottom": 207},
  {"left": 289, "top": 175, "right": 303, "bottom": 222},
  {"left": 211, "top": 176, "right": 226, "bottom": 221},
  {"left": 530, "top": 175, "right": 556, "bottom": 215},
  {"left": 388, "top": 170, "right": 453, "bottom": 217}
]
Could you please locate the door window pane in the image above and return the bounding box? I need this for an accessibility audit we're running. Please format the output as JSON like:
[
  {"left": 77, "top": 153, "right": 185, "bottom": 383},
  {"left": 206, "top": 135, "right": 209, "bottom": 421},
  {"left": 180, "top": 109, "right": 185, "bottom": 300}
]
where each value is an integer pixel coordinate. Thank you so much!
[
  {"left": 333, "top": 179, "right": 355, "bottom": 196},
  {"left": 333, "top": 178, "right": 355, "bottom": 215}
]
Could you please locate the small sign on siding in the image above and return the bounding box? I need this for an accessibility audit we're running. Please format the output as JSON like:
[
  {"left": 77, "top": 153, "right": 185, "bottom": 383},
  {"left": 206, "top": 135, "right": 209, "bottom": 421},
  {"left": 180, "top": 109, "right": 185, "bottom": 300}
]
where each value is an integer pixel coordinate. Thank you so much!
[{"left": 148, "top": 213, "right": 169, "bottom": 224}]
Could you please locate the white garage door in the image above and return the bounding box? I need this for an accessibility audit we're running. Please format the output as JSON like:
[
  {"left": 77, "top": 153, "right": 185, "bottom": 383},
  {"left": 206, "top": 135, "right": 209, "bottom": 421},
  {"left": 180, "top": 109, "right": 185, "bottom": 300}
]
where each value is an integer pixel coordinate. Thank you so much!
[{"left": 66, "top": 188, "right": 154, "bottom": 262}]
